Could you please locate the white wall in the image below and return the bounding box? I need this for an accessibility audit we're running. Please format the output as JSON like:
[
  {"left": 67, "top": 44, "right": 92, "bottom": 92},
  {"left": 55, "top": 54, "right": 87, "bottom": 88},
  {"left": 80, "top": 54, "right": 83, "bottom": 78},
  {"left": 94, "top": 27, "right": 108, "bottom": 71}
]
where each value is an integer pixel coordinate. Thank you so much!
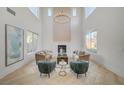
[
  {"left": 41, "top": 8, "right": 83, "bottom": 56},
  {"left": 83, "top": 8, "right": 124, "bottom": 78},
  {"left": 0, "top": 7, "right": 42, "bottom": 79}
]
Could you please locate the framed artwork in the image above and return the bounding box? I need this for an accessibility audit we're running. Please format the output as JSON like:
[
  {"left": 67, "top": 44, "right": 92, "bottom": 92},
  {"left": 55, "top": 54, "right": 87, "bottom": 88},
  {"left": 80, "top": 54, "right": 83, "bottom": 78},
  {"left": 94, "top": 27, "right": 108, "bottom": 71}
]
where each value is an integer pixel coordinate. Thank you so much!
[{"left": 5, "top": 24, "right": 24, "bottom": 66}]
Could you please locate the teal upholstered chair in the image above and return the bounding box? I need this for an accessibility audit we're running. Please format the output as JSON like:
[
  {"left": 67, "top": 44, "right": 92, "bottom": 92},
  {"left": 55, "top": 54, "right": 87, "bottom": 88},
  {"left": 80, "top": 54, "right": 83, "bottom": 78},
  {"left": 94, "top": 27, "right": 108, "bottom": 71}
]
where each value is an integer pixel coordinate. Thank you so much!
[
  {"left": 70, "top": 61, "right": 89, "bottom": 78},
  {"left": 37, "top": 61, "right": 56, "bottom": 78}
]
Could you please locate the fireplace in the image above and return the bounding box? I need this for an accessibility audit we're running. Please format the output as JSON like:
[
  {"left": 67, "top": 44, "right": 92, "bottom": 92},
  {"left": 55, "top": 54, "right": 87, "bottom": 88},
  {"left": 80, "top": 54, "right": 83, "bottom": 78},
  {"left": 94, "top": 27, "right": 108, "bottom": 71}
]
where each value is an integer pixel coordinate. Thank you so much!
[{"left": 58, "top": 45, "right": 66, "bottom": 55}]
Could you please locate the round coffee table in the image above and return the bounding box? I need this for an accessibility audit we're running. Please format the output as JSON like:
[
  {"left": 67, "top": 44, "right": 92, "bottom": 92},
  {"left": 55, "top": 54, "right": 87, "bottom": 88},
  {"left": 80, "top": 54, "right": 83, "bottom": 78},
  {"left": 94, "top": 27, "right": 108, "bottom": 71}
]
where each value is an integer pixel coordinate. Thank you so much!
[{"left": 59, "top": 60, "right": 67, "bottom": 77}]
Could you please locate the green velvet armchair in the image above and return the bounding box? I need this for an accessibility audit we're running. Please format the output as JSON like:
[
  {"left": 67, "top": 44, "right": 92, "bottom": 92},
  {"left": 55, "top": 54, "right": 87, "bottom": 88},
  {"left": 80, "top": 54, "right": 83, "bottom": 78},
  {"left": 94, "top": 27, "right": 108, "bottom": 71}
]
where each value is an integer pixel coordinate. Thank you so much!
[
  {"left": 70, "top": 61, "right": 89, "bottom": 78},
  {"left": 37, "top": 61, "right": 56, "bottom": 78}
]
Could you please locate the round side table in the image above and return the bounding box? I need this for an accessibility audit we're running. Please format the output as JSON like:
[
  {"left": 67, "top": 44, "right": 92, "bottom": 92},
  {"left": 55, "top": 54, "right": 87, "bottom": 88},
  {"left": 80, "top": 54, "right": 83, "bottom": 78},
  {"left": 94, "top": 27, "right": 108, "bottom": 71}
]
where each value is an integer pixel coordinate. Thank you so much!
[{"left": 59, "top": 60, "right": 67, "bottom": 77}]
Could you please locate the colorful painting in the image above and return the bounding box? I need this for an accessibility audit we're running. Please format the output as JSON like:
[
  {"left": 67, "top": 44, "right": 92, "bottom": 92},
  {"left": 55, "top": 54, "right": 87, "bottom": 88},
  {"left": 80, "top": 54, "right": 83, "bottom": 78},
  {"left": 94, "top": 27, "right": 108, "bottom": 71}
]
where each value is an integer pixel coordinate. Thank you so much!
[{"left": 5, "top": 24, "right": 24, "bottom": 66}]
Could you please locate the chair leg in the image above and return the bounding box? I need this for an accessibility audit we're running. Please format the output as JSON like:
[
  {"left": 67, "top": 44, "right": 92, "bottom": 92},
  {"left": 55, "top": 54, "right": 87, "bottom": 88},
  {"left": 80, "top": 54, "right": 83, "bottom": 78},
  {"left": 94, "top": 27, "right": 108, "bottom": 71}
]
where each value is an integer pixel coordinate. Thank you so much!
[
  {"left": 85, "top": 73, "right": 87, "bottom": 77},
  {"left": 77, "top": 74, "right": 78, "bottom": 79},
  {"left": 40, "top": 73, "right": 42, "bottom": 77},
  {"left": 48, "top": 73, "right": 50, "bottom": 78}
]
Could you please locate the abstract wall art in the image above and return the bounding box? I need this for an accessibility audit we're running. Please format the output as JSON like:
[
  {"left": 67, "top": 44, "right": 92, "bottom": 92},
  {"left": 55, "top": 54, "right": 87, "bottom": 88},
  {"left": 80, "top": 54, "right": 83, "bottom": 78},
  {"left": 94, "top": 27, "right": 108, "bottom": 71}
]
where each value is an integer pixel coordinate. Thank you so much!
[{"left": 5, "top": 24, "right": 24, "bottom": 66}]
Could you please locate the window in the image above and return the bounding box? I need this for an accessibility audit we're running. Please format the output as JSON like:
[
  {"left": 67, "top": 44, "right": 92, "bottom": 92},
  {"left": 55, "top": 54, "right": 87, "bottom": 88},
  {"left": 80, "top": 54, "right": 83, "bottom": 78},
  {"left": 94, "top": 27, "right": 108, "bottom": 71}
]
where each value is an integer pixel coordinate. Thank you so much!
[
  {"left": 85, "top": 7, "right": 96, "bottom": 18},
  {"left": 72, "top": 8, "right": 76, "bottom": 16},
  {"left": 48, "top": 8, "right": 52, "bottom": 16},
  {"left": 28, "top": 7, "right": 39, "bottom": 17},
  {"left": 27, "top": 31, "right": 38, "bottom": 53},
  {"left": 86, "top": 31, "right": 97, "bottom": 53}
]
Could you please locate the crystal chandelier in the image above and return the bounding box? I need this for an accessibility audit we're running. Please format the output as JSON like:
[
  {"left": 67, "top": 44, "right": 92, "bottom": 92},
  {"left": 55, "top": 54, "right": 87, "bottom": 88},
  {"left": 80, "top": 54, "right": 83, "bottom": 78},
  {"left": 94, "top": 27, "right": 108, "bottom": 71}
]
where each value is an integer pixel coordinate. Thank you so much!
[{"left": 54, "top": 8, "right": 70, "bottom": 24}]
